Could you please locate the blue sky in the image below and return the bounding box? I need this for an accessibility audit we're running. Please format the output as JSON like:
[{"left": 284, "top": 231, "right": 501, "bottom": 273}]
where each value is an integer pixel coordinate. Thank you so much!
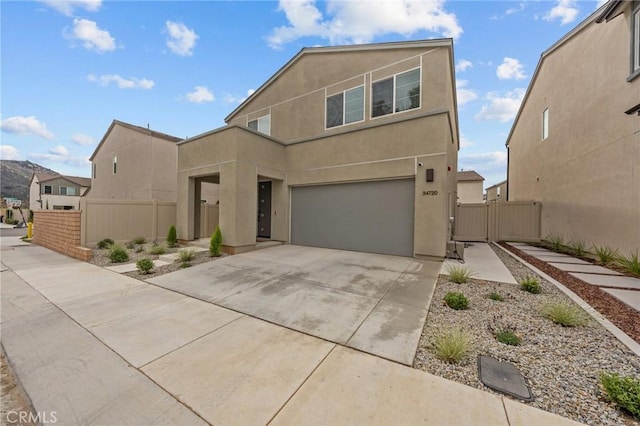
[{"left": 1, "top": 0, "right": 605, "bottom": 187}]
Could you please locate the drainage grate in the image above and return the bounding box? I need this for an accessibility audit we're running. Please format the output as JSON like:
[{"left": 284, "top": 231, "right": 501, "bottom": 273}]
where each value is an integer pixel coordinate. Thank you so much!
[{"left": 478, "top": 355, "right": 533, "bottom": 401}]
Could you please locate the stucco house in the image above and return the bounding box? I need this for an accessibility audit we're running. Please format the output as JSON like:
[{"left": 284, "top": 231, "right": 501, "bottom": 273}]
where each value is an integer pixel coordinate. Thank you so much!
[
  {"left": 177, "top": 39, "right": 460, "bottom": 259},
  {"left": 88, "top": 120, "right": 218, "bottom": 203},
  {"left": 486, "top": 180, "right": 507, "bottom": 202},
  {"left": 29, "top": 173, "right": 91, "bottom": 210},
  {"left": 506, "top": 0, "right": 639, "bottom": 253},
  {"left": 456, "top": 170, "right": 485, "bottom": 204}
]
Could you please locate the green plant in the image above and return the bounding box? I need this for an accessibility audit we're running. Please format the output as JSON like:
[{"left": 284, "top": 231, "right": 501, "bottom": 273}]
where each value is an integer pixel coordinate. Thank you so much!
[
  {"left": 488, "top": 292, "right": 504, "bottom": 302},
  {"left": 210, "top": 226, "right": 223, "bottom": 257},
  {"left": 132, "top": 236, "right": 146, "bottom": 245},
  {"left": 618, "top": 252, "right": 640, "bottom": 276},
  {"left": 592, "top": 245, "right": 618, "bottom": 265},
  {"left": 178, "top": 248, "right": 196, "bottom": 262},
  {"left": 542, "top": 301, "right": 589, "bottom": 327},
  {"left": 180, "top": 261, "right": 191, "bottom": 268},
  {"left": 108, "top": 244, "right": 129, "bottom": 263},
  {"left": 167, "top": 225, "right": 178, "bottom": 248},
  {"left": 545, "top": 233, "right": 565, "bottom": 251},
  {"left": 568, "top": 239, "right": 588, "bottom": 257},
  {"left": 446, "top": 264, "right": 473, "bottom": 284},
  {"left": 495, "top": 330, "right": 521, "bottom": 345},
  {"left": 432, "top": 327, "right": 471, "bottom": 364},
  {"left": 126, "top": 240, "right": 135, "bottom": 249},
  {"left": 520, "top": 276, "right": 541, "bottom": 294},
  {"left": 600, "top": 373, "right": 640, "bottom": 419},
  {"left": 149, "top": 244, "right": 166, "bottom": 255},
  {"left": 97, "top": 238, "right": 114, "bottom": 249},
  {"left": 444, "top": 292, "right": 469, "bottom": 310},
  {"left": 136, "top": 258, "right": 154, "bottom": 274},
  {"left": 488, "top": 316, "right": 521, "bottom": 346}
]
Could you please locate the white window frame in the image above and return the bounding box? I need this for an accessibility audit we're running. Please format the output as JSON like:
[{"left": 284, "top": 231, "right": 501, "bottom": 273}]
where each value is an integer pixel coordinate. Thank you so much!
[
  {"left": 325, "top": 85, "right": 365, "bottom": 130},
  {"left": 59, "top": 186, "right": 68, "bottom": 195},
  {"left": 113, "top": 156, "right": 117, "bottom": 174},
  {"left": 43, "top": 185, "right": 52, "bottom": 194},
  {"left": 542, "top": 108, "right": 549, "bottom": 140},
  {"left": 67, "top": 187, "right": 76, "bottom": 196},
  {"left": 248, "top": 114, "right": 271, "bottom": 136},
  {"left": 371, "top": 67, "right": 421, "bottom": 120}
]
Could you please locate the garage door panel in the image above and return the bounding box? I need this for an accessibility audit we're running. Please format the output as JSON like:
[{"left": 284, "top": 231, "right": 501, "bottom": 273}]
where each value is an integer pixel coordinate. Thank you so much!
[{"left": 291, "top": 179, "right": 414, "bottom": 257}]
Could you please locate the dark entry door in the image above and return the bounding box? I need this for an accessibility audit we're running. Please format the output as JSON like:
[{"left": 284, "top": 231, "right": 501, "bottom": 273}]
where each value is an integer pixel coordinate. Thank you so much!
[{"left": 257, "top": 181, "right": 271, "bottom": 238}]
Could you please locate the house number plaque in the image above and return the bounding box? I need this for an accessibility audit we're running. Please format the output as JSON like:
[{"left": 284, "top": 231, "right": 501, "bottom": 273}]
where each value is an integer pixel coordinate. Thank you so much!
[{"left": 422, "top": 190, "right": 438, "bottom": 196}]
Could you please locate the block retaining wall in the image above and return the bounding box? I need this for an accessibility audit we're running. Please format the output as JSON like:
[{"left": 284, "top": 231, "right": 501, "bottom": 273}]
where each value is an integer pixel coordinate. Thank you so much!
[{"left": 33, "top": 211, "right": 92, "bottom": 261}]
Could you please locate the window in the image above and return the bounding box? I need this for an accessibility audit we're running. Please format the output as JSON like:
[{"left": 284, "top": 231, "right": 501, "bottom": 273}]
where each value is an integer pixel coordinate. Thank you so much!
[
  {"left": 248, "top": 115, "right": 271, "bottom": 136},
  {"left": 67, "top": 187, "right": 76, "bottom": 196},
  {"left": 542, "top": 108, "right": 549, "bottom": 140},
  {"left": 326, "top": 86, "right": 365, "bottom": 128},
  {"left": 60, "top": 186, "right": 67, "bottom": 195},
  {"left": 372, "top": 68, "right": 420, "bottom": 118},
  {"left": 113, "top": 156, "right": 117, "bottom": 174},
  {"left": 43, "top": 185, "right": 52, "bottom": 194},
  {"left": 633, "top": 6, "right": 640, "bottom": 74}
]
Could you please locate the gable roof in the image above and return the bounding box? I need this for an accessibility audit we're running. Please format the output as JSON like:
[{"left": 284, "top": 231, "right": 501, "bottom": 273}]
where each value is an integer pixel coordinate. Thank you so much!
[
  {"left": 486, "top": 179, "right": 507, "bottom": 190},
  {"left": 89, "top": 119, "right": 182, "bottom": 161},
  {"left": 31, "top": 172, "right": 91, "bottom": 188},
  {"left": 457, "top": 170, "right": 485, "bottom": 182},
  {"left": 224, "top": 38, "right": 454, "bottom": 123}
]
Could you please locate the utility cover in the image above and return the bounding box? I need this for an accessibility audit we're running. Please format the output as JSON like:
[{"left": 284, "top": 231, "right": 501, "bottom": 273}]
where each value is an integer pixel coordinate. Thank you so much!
[{"left": 478, "top": 355, "right": 533, "bottom": 401}]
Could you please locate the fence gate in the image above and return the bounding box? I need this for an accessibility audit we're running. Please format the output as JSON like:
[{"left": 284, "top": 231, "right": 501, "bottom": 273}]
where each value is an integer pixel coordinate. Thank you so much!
[{"left": 454, "top": 201, "right": 541, "bottom": 242}]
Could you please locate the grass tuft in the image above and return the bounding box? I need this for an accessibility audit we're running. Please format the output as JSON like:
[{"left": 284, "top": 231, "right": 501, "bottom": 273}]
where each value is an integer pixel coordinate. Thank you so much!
[
  {"left": 618, "top": 252, "right": 640, "bottom": 276},
  {"left": 542, "top": 301, "right": 589, "bottom": 327},
  {"left": 108, "top": 243, "right": 129, "bottom": 263},
  {"left": 136, "top": 258, "right": 154, "bottom": 274},
  {"left": 432, "top": 327, "right": 471, "bottom": 364},
  {"left": 592, "top": 245, "right": 618, "bottom": 266},
  {"left": 149, "top": 244, "right": 166, "bottom": 255},
  {"left": 488, "top": 291, "right": 504, "bottom": 302},
  {"left": 178, "top": 248, "right": 196, "bottom": 262},
  {"left": 520, "top": 276, "right": 541, "bottom": 294},
  {"left": 446, "top": 265, "right": 473, "bottom": 284}
]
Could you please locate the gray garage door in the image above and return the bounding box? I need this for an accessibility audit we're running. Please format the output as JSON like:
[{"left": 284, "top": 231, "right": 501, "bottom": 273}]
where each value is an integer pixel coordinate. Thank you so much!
[{"left": 291, "top": 179, "right": 415, "bottom": 257}]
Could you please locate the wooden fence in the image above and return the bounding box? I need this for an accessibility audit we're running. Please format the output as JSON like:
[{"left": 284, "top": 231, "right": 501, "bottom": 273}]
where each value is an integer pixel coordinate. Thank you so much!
[{"left": 454, "top": 201, "right": 541, "bottom": 242}]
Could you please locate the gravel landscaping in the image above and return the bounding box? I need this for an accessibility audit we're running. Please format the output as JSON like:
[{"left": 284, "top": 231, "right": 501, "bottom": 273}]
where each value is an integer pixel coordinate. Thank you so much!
[{"left": 414, "top": 244, "right": 640, "bottom": 426}]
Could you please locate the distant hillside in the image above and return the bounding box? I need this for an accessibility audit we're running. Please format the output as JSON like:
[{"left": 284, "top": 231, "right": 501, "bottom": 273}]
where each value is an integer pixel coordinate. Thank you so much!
[{"left": 0, "top": 160, "right": 59, "bottom": 206}]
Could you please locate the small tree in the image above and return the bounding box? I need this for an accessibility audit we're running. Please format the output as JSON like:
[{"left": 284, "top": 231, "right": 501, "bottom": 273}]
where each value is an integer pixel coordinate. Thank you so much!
[
  {"left": 210, "top": 226, "right": 223, "bottom": 257},
  {"left": 167, "top": 225, "right": 178, "bottom": 248}
]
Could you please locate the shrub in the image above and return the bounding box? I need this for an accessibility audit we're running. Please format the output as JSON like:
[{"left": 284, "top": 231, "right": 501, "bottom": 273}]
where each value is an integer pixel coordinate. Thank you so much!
[
  {"left": 167, "top": 225, "right": 178, "bottom": 248},
  {"left": 444, "top": 292, "right": 469, "bottom": 310},
  {"left": 432, "top": 327, "right": 471, "bottom": 364},
  {"left": 446, "top": 265, "right": 473, "bottom": 284},
  {"left": 108, "top": 244, "right": 129, "bottom": 263},
  {"left": 97, "top": 238, "right": 114, "bottom": 249},
  {"left": 136, "top": 258, "right": 154, "bottom": 274},
  {"left": 592, "top": 245, "right": 618, "bottom": 266},
  {"left": 545, "top": 233, "right": 565, "bottom": 251},
  {"left": 488, "top": 292, "right": 504, "bottom": 302},
  {"left": 132, "top": 236, "right": 146, "bottom": 245},
  {"left": 488, "top": 316, "right": 521, "bottom": 346},
  {"left": 542, "top": 301, "right": 589, "bottom": 327},
  {"left": 178, "top": 248, "right": 195, "bottom": 262},
  {"left": 568, "top": 239, "right": 588, "bottom": 257},
  {"left": 149, "top": 244, "right": 166, "bottom": 255},
  {"left": 618, "top": 252, "right": 640, "bottom": 276},
  {"left": 210, "top": 226, "right": 223, "bottom": 257},
  {"left": 520, "top": 276, "right": 541, "bottom": 294},
  {"left": 495, "top": 329, "right": 521, "bottom": 346},
  {"left": 600, "top": 373, "right": 640, "bottom": 419}
]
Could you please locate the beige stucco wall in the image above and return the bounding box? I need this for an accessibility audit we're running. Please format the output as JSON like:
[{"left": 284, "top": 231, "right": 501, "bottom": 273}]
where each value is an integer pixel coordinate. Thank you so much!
[
  {"left": 486, "top": 181, "right": 507, "bottom": 202},
  {"left": 457, "top": 181, "right": 484, "bottom": 204},
  {"left": 508, "top": 7, "right": 640, "bottom": 253}
]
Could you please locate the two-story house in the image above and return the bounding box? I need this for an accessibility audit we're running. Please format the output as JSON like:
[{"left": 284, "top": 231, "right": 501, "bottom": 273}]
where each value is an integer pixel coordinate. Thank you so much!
[
  {"left": 177, "top": 39, "right": 460, "bottom": 259},
  {"left": 456, "top": 170, "right": 485, "bottom": 204},
  {"left": 29, "top": 173, "right": 91, "bottom": 210},
  {"left": 506, "top": 0, "right": 639, "bottom": 253}
]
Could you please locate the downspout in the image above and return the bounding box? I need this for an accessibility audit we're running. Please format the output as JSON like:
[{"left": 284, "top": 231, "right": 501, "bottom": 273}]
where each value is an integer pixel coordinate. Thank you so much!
[{"left": 506, "top": 145, "right": 510, "bottom": 201}]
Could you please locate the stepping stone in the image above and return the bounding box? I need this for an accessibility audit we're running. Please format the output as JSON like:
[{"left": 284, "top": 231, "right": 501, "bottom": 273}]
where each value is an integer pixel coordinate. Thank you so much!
[
  {"left": 602, "top": 288, "right": 640, "bottom": 311},
  {"left": 570, "top": 273, "right": 640, "bottom": 290},
  {"left": 532, "top": 255, "right": 591, "bottom": 265},
  {"left": 478, "top": 355, "right": 533, "bottom": 401},
  {"left": 549, "top": 263, "right": 621, "bottom": 275}
]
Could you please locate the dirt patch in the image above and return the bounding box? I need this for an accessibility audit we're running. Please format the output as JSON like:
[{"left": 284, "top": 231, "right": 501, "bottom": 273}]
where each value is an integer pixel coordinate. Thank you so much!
[{"left": 1, "top": 349, "right": 35, "bottom": 426}]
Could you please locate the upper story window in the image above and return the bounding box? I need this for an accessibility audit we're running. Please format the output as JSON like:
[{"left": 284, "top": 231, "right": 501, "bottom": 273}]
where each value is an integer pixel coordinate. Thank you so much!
[
  {"left": 372, "top": 68, "right": 420, "bottom": 118},
  {"left": 43, "top": 185, "right": 52, "bottom": 194},
  {"left": 248, "top": 115, "right": 271, "bottom": 136},
  {"left": 60, "top": 186, "right": 68, "bottom": 195},
  {"left": 633, "top": 5, "right": 640, "bottom": 75},
  {"left": 326, "top": 86, "right": 365, "bottom": 129},
  {"left": 542, "top": 108, "right": 549, "bottom": 140},
  {"left": 64, "top": 187, "right": 76, "bottom": 196},
  {"left": 113, "top": 156, "right": 117, "bottom": 174}
]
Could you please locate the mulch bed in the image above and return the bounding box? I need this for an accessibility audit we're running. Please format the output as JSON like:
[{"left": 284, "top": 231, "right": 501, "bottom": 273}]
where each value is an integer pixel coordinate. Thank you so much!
[{"left": 500, "top": 242, "right": 640, "bottom": 344}]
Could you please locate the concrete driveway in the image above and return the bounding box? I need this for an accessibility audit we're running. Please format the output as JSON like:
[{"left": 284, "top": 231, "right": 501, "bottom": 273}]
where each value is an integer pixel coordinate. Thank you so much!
[{"left": 147, "top": 244, "right": 441, "bottom": 365}]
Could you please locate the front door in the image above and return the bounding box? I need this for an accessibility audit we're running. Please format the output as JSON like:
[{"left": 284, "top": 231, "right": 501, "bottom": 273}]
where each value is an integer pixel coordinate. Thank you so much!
[{"left": 257, "top": 181, "right": 271, "bottom": 238}]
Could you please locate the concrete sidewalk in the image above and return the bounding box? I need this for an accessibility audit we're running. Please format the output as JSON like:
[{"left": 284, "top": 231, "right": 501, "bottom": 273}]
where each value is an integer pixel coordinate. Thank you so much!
[
  {"left": 441, "top": 242, "right": 517, "bottom": 284},
  {"left": 1, "top": 242, "right": 581, "bottom": 425}
]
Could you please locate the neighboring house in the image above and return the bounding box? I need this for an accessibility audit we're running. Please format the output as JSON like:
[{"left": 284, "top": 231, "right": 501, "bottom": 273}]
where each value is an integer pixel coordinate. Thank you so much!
[
  {"left": 29, "top": 173, "right": 91, "bottom": 210},
  {"left": 177, "top": 39, "right": 460, "bottom": 258},
  {"left": 88, "top": 120, "right": 218, "bottom": 203},
  {"left": 486, "top": 180, "right": 508, "bottom": 202},
  {"left": 507, "top": 0, "right": 640, "bottom": 253},
  {"left": 456, "top": 170, "right": 484, "bottom": 204}
]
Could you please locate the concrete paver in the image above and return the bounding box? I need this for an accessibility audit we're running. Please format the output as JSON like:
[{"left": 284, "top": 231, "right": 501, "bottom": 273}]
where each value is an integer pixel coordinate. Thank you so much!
[
  {"left": 570, "top": 273, "right": 640, "bottom": 290},
  {"left": 550, "top": 262, "right": 622, "bottom": 275},
  {"left": 441, "top": 242, "right": 517, "bottom": 284},
  {"left": 142, "top": 316, "right": 335, "bottom": 425},
  {"left": 602, "top": 288, "right": 640, "bottom": 311},
  {"left": 530, "top": 255, "right": 591, "bottom": 264}
]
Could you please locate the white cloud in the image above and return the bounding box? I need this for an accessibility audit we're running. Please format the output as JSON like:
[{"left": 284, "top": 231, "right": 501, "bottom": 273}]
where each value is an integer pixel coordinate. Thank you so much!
[
  {"left": 459, "top": 151, "right": 508, "bottom": 168},
  {"left": 223, "top": 88, "right": 256, "bottom": 104},
  {"left": 456, "top": 80, "right": 478, "bottom": 106},
  {"left": 30, "top": 145, "right": 90, "bottom": 167},
  {"left": 0, "top": 145, "right": 22, "bottom": 160},
  {"left": 267, "top": 0, "right": 462, "bottom": 49},
  {"left": 166, "top": 21, "right": 198, "bottom": 56},
  {"left": 0, "top": 116, "right": 55, "bottom": 140},
  {"left": 71, "top": 133, "right": 95, "bottom": 146},
  {"left": 455, "top": 59, "right": 473, "bottom": 73},
  {"left": 38, "top": 0, "right": 102, "bottom": 16},
  {"left": 474, "top": 89, "right": 525, "bottom": 122},
  {"left": 544, "top": 0, "right": 579, "bottom": 25},
  {"left": 496, "top": 57, "right": 526, "bottom": 80},
  {"left": 506, "top": 2, "right": 526, "bottom": 15},
  {"left": 459, "top": 135, "right": 473, "bottom": 149},
  {"left": 69, "top": 18, "right": 116, "bottom": 52},
  {"left": 87, "top": 74, "right": 154, "bottom": 89},
  {"left": 185, "top": 86, "right": 214, "bottom": 103}
]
